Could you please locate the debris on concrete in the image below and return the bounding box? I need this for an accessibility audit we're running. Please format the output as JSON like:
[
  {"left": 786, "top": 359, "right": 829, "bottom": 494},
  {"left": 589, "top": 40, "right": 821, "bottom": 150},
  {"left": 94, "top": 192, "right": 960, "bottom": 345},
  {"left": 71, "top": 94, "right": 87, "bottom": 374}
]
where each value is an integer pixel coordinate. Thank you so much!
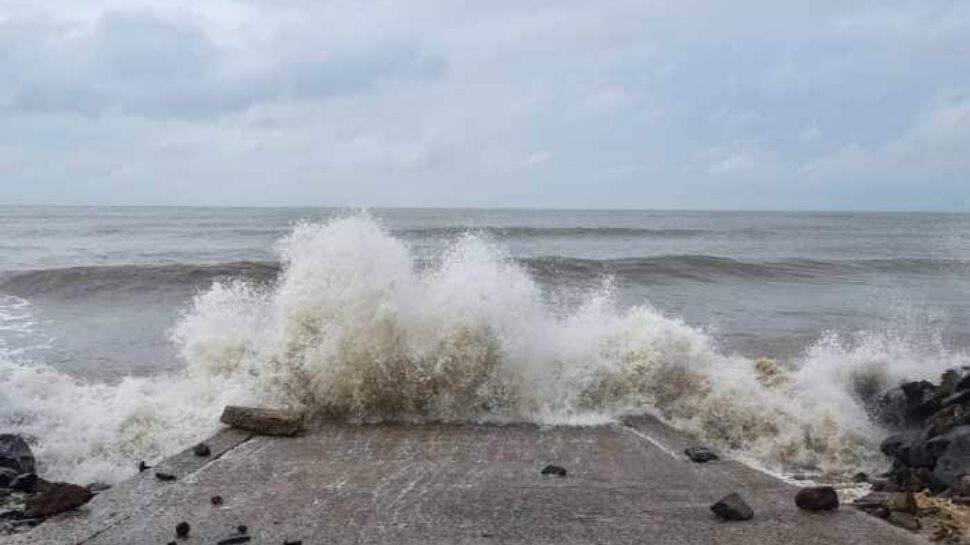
[
  {"left": 155, "top": 472, "right": 177, "bottom": 482},
  {"left": 193, "top": 443, "right": 212, "bottom": 457},
  {"left": 137, "top": 460, "right": 151, "bottom": 472},
  {"left": 540, "top": 464, "right": 567, "bottom": 477},
  {"left": 710, "top": 492, "right": 754, "bottom": 521},
  {"left": 211, "top": 494, "right": 223, "bottom": 505},
  {"left": 684, "top": 446, "right": 719, "bottom": 463},
  {"left": 220, "top": 406, "right": 306, "bottom": 436},
  {"left": 175, "top": 520, "right": 190, "bottom": 538},
  {"left": 794, "top": 486, "right": 839, "bottom": 512}
]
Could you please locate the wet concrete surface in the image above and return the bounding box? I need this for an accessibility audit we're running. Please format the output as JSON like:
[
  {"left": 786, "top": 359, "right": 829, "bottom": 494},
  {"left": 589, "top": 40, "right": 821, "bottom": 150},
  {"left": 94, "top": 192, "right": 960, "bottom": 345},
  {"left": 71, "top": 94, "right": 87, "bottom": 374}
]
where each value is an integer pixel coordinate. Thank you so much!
[{"left": 6, "top": 416, "right": 924, "bottom": 544}]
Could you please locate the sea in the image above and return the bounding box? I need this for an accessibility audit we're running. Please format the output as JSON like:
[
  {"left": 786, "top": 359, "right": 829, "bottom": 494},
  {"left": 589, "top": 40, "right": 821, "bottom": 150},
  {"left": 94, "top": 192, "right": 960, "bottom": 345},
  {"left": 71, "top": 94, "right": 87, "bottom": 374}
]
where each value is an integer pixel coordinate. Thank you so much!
[{"left": 1, "top": 206, "right": 969, "bottom": 484}]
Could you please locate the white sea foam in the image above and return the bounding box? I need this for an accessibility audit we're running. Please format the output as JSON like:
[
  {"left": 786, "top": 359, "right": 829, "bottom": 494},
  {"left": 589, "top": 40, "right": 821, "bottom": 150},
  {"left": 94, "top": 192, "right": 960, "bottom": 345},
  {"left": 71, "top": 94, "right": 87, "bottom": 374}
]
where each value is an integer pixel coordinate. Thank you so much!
[{"left": 1, "top": 214, "right": 967, "bottom": 484}]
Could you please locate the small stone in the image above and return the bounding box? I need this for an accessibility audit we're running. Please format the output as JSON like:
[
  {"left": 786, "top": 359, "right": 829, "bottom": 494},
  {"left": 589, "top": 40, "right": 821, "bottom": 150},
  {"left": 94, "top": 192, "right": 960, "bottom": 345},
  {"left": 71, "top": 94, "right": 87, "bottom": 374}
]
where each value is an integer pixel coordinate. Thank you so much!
[
  {"left": 888, "top": 511, "right": 921, "bottom": 532},
  {"left": 193, "top": 443, "right": 211, "bottom": 457},
  {"left": 175, "top": 521, "right": 190, "bottom": 538},
  {"left": 155, "top": 472, "right": 177, "bottom": 482},
  {"left": 23, "top": 482, "right": 93, "bottom": 518},
  {"left": 167, "top": 542, "right": 176, "bottom": 545},
  {"left": 795, "top": 486, "right": 839, "bottom": 511},
  {"left": 137, "top": 461, "right": 150, "bottom": 472},
  {"left": 237, "top": 524, "right": 248, "bottom": 534},
  {"left": 211, "top": 495, "right": 223, "bottom": 505},
  {"left": 710, "top": 492, "right": 754, "bottom": 521},
  {"left": 684, "top": 446, "right": 719, "bottom": 463},
  {"left": 284, "top": 541, "right": 303, "bottom": 545},
  {"left": 540, "top": 464, "right": 567, "bottom": 477}
]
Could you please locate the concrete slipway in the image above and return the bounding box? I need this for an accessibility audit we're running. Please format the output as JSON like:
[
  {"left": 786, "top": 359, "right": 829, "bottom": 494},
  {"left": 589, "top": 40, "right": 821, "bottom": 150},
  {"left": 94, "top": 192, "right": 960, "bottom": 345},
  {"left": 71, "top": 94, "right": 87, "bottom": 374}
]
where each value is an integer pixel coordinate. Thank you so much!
[{"left": 6, "top": 415, "right": 923, "bottom": 544}]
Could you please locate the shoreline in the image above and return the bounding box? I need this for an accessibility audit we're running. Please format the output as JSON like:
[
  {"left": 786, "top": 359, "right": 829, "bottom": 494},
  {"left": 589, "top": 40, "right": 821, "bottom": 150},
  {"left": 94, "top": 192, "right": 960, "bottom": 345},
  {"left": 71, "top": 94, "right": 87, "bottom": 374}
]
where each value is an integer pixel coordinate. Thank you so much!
[{"left": 6, "top": 416, "right": 922, "bottom": 545}]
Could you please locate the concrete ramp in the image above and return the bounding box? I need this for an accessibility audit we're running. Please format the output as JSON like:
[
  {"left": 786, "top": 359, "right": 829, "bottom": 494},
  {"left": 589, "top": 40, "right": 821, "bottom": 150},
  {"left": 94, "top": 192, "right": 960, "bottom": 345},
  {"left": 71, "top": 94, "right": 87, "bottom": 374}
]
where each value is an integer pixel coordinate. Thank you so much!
[{"left": 8, "top": 416, "right": 922, "bottom": 544}]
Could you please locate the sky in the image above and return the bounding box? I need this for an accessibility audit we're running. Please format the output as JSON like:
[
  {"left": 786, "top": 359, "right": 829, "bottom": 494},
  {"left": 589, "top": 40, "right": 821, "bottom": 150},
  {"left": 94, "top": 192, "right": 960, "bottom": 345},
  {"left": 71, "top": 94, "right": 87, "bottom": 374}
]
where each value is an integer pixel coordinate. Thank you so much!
[{"left": 0, "top": 1, "right": 968, "bottom": 210}]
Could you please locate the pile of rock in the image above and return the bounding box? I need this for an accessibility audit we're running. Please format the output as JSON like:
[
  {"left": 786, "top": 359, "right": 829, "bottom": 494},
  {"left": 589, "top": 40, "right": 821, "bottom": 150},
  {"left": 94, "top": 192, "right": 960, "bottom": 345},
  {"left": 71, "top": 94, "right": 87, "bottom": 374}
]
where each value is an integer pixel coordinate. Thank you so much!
[
  {"left": 853, "top": 369, "right": 970, "bottom": 537},
  {"left": 0, "top": 434, "right": 96, "bottom": 535}
]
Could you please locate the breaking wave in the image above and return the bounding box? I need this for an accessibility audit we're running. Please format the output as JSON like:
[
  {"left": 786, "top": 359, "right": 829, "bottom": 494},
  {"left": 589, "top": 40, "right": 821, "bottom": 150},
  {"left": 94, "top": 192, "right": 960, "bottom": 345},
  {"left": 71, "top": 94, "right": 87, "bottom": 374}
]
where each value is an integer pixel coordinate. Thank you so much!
[{"left": 2, "top": 214, "right": 967, "bottom": 484}]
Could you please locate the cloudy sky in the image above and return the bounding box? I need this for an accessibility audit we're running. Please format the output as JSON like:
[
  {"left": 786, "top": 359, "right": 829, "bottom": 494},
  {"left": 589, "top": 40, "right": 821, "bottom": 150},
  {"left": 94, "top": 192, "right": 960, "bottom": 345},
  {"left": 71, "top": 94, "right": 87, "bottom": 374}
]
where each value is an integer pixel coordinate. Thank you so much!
[{"left": 1, "top": 1, "right": 968, "bottom": 210}]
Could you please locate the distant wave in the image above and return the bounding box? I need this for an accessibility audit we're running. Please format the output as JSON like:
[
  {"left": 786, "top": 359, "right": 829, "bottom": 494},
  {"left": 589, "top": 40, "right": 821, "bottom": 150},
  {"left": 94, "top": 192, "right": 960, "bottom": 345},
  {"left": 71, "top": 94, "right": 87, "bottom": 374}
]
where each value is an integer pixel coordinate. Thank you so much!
[
  {"left": 396, "top": 226, "right": 710, "bottom": 238},
  {"left": 2, "top": 256, "right": 968, "bottom": 297}
]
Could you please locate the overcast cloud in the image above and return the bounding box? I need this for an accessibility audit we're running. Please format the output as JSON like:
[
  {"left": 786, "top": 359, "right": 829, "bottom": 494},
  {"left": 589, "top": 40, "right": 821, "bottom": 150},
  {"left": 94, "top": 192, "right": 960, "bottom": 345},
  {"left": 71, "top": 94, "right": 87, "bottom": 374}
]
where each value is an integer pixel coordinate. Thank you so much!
[{"left": 0, "top": 0, "right": 968, "bottom": 210}]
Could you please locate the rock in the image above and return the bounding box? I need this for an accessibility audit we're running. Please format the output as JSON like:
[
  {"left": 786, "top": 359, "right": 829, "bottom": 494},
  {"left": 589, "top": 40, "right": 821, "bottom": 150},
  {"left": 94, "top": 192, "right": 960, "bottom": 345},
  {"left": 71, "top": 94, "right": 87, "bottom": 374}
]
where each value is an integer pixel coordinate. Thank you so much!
[
  {"left": 851, "top": 471, "right": 869, "bottom": 483},
  {"left": 887, "top": 511, "right": 921, "bottom": 532},
  {"left": 794, "top": 486, "right": 839, "bottom": 511},
  {"left": 23, "top": 483, "right": 93, "bottom": 518},
  {"left": 283, "top": 541, "right": 303, "bottom": 545},
  {"left": 933, "top": 426, "right": 970, "bottom": 487},
  {"left": 0, "top": 468, "right": 18, "bottom": 488},
  {"left": 684, "top": 446, "right": 719, "bottom": 463},
  {"left": 211, "top": 495, "right": 223, "bottom": 505},
  {"left": 710, "top": 492, "right": 754, "bottom": 521},
  {"left": 941, "top": 370, "right": 963, "bottom": 396},
  {"left": 902, "top": 380, "right": 942, "bottom": 420},
  {"left": 0, "top": 435, "right": 35, "bottom": 475},
  {"left": 193, "top": 443, "right": 211, "bottom": 457},
  {"left": 886, "top": 491, "right": 918, "bottom": 514},
  {"left": 540, "top": 464, "right": 567, "bottom": 477},
  {"left": 10, "top": 473, "right": 38, "bottom": 493},
  {"left": 219, "top": 406, "right": 306, "bottom": 436},
  {"left": 155, "top": 472, "right": 177, "bottom": 482},
  {"left": 928, "top": 405, "right": 970, "bottom": 437},
  {"left": 237, "top": 525, "right": 247, "bottom": 534},
  {"left": 952, "top": 475, "right": 970, "bottom": 496},
  {"left": 176, "top": 521, "right": 190, "bottom": 538},
  {"left": 941, "top": 389, "right": 970, "bottom": 408},
  {"left": 903, "top": 433, "right": 951, "bottom": 468},
  {"left": 881, "top": 431, "right": 920, "bottom": 460}
]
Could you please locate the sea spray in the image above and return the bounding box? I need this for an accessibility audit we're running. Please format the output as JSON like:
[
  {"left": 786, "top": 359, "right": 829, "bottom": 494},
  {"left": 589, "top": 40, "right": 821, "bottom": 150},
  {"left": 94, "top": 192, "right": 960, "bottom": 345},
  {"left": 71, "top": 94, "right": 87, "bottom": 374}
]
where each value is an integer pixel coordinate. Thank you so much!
[{"left": 2, "top": 213, "right": 968, "bottom": 484}]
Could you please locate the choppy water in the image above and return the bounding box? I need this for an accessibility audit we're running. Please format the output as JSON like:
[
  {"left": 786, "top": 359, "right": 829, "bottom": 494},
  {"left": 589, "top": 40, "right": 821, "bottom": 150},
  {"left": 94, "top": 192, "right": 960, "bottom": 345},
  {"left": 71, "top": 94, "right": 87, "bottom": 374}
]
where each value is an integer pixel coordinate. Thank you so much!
[{"left": 1, "top": 206, "right": 969, "bottom": 484}]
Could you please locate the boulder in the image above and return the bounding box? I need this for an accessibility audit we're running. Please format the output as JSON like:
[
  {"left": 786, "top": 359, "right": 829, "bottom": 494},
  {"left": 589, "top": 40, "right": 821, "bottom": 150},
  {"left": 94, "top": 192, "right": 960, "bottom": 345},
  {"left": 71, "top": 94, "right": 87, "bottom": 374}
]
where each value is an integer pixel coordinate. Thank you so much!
[
  {"left": 219, "top": 406, "right": 306, "bottom": 436},
  {"left": 0, "top": 435, "right": 35, "bottom": 475},
  {"left": 794, "top": 486, "right": 839, "bottom": 511},
  {"left": 23, "top": 483, "right": 93, "bottom": 518},
  {"left": 853, "top": 492, "right": 891, "bottom": 518},
  {"left": 941, "top": 370, "right": 963, "bottom": 396},
  {"left": 901, "top": 381, "right": 943, "bottom": 420},
  {"left": 902, "top": 433, "right": 951, "bottom": 468},
  {"left": 10, "top": 473, "right": 38, "bottom": 493},
  {"left": 710, "top": 492, "right": 754, "bottom": 521},
  {"left": 933, "top": 426, "right": 970, "bottom": 487},
  {"left": 0, "top": 467, "right": 18, "bottom": 488},
  {"left": 880, "top": 431, "right": 919, "bottom": 460},
  {"left": 927, "top": 404, "right": 970, "bottom": 436},
  {"left": 885, "top": 491, "right": 918, "bottom": 514},
  {"left": 888, "top": 511, "right": 921, "bottom": 532},
  {"left": 684, "top": 446, "right": 719, "bottom": 463},
  {"left": 941, "top": 390, "right": 970, "bottom": 408}
]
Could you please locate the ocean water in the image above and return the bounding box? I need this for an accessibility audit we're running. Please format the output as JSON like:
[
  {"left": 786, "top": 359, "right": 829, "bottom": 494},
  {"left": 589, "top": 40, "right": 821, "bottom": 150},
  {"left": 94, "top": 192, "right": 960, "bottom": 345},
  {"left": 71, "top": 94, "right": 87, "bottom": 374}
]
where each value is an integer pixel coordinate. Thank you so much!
[{"left": 1, "top": 206, "right": 969, "bottom": 484}]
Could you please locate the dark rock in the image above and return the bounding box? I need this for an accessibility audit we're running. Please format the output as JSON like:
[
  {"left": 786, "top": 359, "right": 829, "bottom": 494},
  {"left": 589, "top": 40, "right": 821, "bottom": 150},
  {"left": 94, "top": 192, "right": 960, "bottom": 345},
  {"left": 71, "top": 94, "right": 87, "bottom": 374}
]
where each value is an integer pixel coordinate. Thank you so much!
[
  {"left": 220, "top": 406, "right": 306, "bottom": 436},
  {"left": 0, "top": 435, "right": 35, "bottom": 475},
  {"left": 903, "top": 433, "right": 950, "bottom": 468},
  {"left": 928, "top": 404, "right": 970, "bottom": 437},
  {"left": 933, "top": 426, "right": 970, "bottom": 487},
  {"left": 684, "top": 446, "right": 719, "bottom": 463},
  {"left": 10, "top": 473, "right": 38, "bottom": 493},
  {"left": 886, "top": 491, "right": 918, "bottom": 514},
  {"left": 956, "top": 372, "right": 970, "bottom": 392},
  {"left": 237, "top": 525, "right": 247, "bottom": 534},
  {"left": 0, "top": 468, "right": 17, "bottom": 488},
  {"left": 283, "top": 541, "right": 303, "bottom": 545},
  {"left": 211, "top": 495, "right": 223, "bottom": 505},
  {"left": 216, "top": 537, "right": 251, "bottom": 545},
  {"left": 851, "top": 472, "right": 869, "bottom": 483},
  {"left": 710, "top": 492, "right": 754, "bottom": 521},
  {"left": 155, "top": 472, "right": 177, "bottom": 482},
  {"left": 794, "top": 486, "right": 839, "bottom": 511},
  {"left": 176, "top": 521, "right": 190, "bottom": 538},
  {"left": 137, "top": 461, "right": 150, "bottom": 472},
  {"left": 880, "top": 431, "right": 919, "bottom": 460},
  {"left": 540, "top": 464, "right": 567, "bottom": 477},
  {"left": 0, "top": 508, "right": 22, "bottom": 520},
  {"left": 941, "top": 389, "right": 970, "bottom": 408},
  {"left": 23, "top": 482, "right": 93, "bottom": 518},
  {"left": 887, "top": 511, "right": 921, "bottom": 532},
  {"left": 193, "top": 443, "right": 211, "bottom": 457}
]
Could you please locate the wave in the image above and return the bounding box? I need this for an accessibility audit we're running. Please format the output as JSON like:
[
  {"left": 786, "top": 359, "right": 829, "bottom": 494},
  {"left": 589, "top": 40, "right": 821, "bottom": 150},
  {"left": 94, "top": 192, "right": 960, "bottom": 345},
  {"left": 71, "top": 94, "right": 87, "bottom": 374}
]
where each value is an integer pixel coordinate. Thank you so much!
[
  {"left": 3, "top": 255, "right": 965, "bottom": 299},
  {"left": 2, "top": 214, "right": 967, "bottom": 485},
  {"left": 396, "top": 226, "right": 710, "bottom": 239}
]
